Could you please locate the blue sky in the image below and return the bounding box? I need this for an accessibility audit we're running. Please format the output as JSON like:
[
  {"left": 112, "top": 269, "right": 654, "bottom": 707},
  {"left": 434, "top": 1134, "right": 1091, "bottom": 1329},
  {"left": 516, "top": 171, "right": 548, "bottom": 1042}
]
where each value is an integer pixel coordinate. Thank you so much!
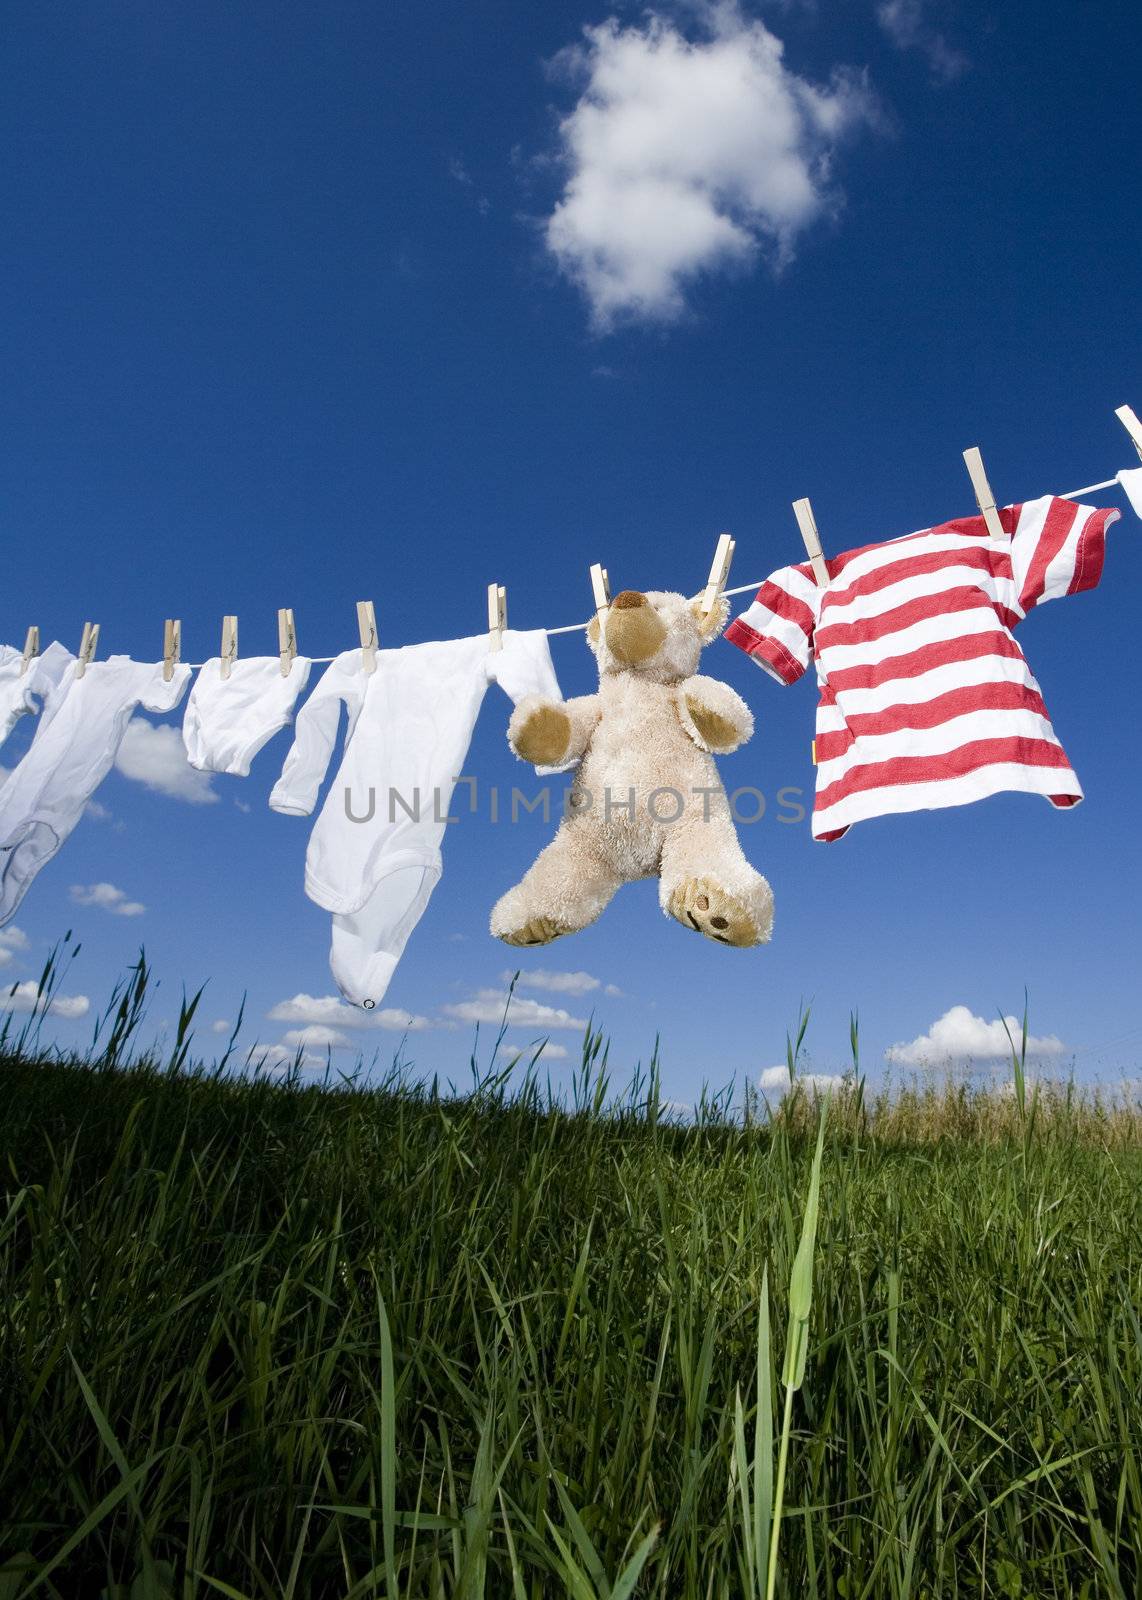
[{"left": 2, "top": 0, "right": 1140, "bottom": 1099}]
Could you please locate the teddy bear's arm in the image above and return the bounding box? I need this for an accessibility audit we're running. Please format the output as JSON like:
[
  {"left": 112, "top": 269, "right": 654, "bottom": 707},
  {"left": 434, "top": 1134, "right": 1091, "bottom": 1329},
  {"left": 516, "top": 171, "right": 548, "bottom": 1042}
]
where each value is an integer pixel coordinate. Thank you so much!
[
  {"left": 508, "top": 693, "right": 601, "bottom": 769},
  {"left": 675, "top": 676, "right": 754, "bottom": 754}
]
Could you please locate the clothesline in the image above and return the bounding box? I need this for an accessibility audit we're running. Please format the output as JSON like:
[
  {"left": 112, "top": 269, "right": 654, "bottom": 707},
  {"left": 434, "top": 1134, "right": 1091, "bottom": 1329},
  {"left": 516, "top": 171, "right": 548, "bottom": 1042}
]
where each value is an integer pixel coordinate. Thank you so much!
[{"left": 180, "top": 468, "right": 1131, "bottom": 666}]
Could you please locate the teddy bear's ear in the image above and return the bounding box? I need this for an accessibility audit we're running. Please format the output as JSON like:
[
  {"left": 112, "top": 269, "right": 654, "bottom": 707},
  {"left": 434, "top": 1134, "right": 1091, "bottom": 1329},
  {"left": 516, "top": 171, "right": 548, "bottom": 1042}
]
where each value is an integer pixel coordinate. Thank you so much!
[
  {"left": 691, "top": 593, "right": 730, "bottom": 640},
  {"left": 587, "top": 615, "right": 602, "bottom": 645}
]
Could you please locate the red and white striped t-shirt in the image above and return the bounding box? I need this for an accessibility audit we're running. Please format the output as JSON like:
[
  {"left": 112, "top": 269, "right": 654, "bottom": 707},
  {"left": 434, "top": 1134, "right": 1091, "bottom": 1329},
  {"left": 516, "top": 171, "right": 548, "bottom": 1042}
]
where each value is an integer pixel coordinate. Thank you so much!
[{"left": 725, "top": 496, "right": 1119, "bottom": 841}]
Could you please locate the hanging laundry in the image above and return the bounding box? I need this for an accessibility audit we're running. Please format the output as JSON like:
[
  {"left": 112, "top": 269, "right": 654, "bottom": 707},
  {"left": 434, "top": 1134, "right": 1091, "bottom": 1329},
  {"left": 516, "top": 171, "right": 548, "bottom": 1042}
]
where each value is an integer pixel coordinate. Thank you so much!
[
  {"left": 0, "top": 641, "right": 74, "bottom": 753},
  {"left": 269, "top": 630, "right": 562, "bottom": 1008},
  {"left": 182, "top": 654, "right": 312, "bottom": 775},
  {"left": 0, "top": 656, "right": 190, "bottom": 925},
  {"left": 1118, "top": 468, "right": 1142, "bottom": 521},
  {"left": 726, "top": 496, "right": 1119, "bottom": 841}
]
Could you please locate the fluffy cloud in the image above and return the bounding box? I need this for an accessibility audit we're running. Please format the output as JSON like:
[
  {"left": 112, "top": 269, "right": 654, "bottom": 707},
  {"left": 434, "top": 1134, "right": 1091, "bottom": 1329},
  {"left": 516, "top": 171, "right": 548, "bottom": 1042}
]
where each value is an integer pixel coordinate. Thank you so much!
[
  {"left": 543, "top": 0, "right": 875, "bottom": 327},
  {"left": 759, "top": 1065, "right": 846, "bottom": 1095},
  {"left": 2, "top": 979, "right": 90, "bottom": 1019},
  {"left": 115, "top": 722, "right": 218, "bottom": 805},
  {"left": 248, "top": 1043, "right": 325, "bottom": 1071},
  {"left": 280, "top": 1024, "right": 354, "bottom": 1051},
  {"left": 885, "top": 1006, "right": 1067, "bottom": 1068},
  {"left": 211, "top": 1018, "right": 231, "bottom": 1034},
  {"left": 267, "top": 993, "right": 433, "bottom": 1032},
  {"left": 0, "top": 927, "right": 28, "bottom": 968},
  {"left": 503, "top": 968, "right": 604, "bottom": 996},
  {"left": 70, "top": 882, "right": 146, "bottom": 917},
  {"left": 507, "top": 1039, "right": 570, "bottom": 1062},
  {"left": 875, "top": 0, "right": 968, "bottom": 81},
  {"left": 442, "top": 988, "right": 588, "bottom": 1030}
]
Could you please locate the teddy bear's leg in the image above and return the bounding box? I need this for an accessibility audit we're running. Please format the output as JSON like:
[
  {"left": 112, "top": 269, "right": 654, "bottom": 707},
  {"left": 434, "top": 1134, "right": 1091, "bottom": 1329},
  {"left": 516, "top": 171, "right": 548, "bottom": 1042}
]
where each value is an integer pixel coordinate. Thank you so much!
[
  {"left": 490, "top": 826, "right": 623, "bottom": 947},
  {"left": 658, "top": 802, "right": 774, "bottom": 948}
]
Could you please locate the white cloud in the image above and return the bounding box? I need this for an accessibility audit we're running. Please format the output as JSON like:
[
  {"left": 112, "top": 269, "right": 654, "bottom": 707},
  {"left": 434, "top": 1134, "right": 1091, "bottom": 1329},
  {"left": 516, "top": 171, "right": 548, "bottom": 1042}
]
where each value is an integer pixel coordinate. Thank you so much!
[
  {"left": 280, "top": 1024, "right": 354, "bottom": 1051},
  {"left": 115, "top": 721, "right": 218, "bottom": 805},
  {"left": 211, "top": 1018, "right": 231, "bottom": 1034},
  {"left": 508, "top": 1039, "right": 570, "bottom": 1062},
  {"left": 441, "top": 988, "right": 588, "bottom": 1030},
  {"left": 0, "top": 950, "right": 10, "bottom": 967},
  {"left": 248, "top": 1043, "right": 326, "bottom": 1071},
  {"left": 503, "top": 967, "right": 604, "bottom": 996},
  {"left": 70, "top": 882, "right": 146, "bottom": 917},
  {"left": 543, "top": 0, "right": 876, "bottom": 328},
  {"left": 0, "top": 927, "right": 29, "bottom": 951},
  {"left": 875, "top": 0, "right": 968, "bottom": 81},
  {"left": 267, "top": 992, "right": 433, "bottom": 1032},
  {"left": 85, "top": 797, "right": 113, "bottom": 821},
  {"left": 885, "top": 1006, "right": 1067, "bottom": 1068},
  {"left": 2, "top": 979, "right": 90, "bottom": 1019},
  {"left": 759, "top": 1064, "right": 846, "bottom": 1095}
]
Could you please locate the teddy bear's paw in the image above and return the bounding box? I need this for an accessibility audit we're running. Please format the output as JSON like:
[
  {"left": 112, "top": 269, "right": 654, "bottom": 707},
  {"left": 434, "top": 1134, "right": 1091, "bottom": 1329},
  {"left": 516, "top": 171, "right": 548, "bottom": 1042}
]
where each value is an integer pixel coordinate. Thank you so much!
[
  {"left": 666, "top": 876, "right": 767, "bottom": 947},
  {"left": 499, "top": 914, "right": 573, "bottom": 947}
]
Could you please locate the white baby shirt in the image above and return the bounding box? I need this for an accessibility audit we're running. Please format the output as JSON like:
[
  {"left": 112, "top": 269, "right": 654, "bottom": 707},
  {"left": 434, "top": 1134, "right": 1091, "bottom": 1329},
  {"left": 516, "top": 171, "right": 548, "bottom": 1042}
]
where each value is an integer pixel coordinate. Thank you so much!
[
  {"left": 0, "top": 641, "right": 75, "bottom": 752},
  {"left": 182, "top": 655, "right": 312, "bottom": 775},
  {"left": 269, "top": 629, "right": 562, "bottom": 1008},
  {"left": 0, "top": 656, "right": 191, "bottom": 925}
]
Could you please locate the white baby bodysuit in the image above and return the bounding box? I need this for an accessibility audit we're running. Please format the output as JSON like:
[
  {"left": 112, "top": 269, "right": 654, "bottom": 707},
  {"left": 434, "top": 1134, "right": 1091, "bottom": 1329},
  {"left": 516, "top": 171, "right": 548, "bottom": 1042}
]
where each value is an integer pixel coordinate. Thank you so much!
[
  {"left": 0, "top": 656, "right": 190, "bottom": 926},
  {"left": 182, "top": 655, "right": 312, "bottom": 775},
  {"left": 269, "top": 629, "right": 562, "bottom": 1008},
  {"left": 0, "top": 641, "right": 75, "bottom": 753}
]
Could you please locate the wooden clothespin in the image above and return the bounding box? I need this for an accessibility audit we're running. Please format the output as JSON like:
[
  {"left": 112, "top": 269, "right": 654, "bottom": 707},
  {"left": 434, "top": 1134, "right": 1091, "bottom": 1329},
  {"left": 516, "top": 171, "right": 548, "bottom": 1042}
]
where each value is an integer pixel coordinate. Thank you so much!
[
  {"left": 356, "top": 600, "right": 378, "bottom": 675},
  {"left": 162, "top": 618, "right": 181, "bottom": 683},
  {"left": 75, "top": 622, "right": 100, "bottom": 679},
  {"left": 20, "top": 626, "right": 40, "bottom": 677},
  {"left": 589, "top": 563, "right": 611, "bottom": 621},
  {"left": 220, "top": 615, "right": 238, "bottom": 680},
  {"left": 792, "top": 498, "right": 830, "bottom": 587},
  {"left": 1116, "top": 404, "right": 1142, "bottom": 465},
  {"left": 963, "top": 447, "right": 1005, "bottom": 540},
  {"left": 487, "top": 583, "right": 507, "bottom": 653},
  {"left": 699, "top": 532, "right": 735, "bottom": 615},
  {"left": 277, "top": 608, "right": 297, "bottom": 677}
]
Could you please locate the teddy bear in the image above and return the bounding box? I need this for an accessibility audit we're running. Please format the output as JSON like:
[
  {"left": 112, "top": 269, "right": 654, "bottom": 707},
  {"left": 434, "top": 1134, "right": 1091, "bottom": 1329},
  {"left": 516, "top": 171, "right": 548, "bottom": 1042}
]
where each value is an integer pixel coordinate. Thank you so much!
[{"left": 489, "top": 587, "right": 774, "bottom": 948}]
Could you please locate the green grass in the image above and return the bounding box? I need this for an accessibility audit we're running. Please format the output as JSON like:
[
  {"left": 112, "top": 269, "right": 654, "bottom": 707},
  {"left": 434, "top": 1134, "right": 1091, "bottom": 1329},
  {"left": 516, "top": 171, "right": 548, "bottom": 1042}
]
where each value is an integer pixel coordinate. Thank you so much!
[{"left": 1, "top": 953, "right": 1140, "bottom": 1598}]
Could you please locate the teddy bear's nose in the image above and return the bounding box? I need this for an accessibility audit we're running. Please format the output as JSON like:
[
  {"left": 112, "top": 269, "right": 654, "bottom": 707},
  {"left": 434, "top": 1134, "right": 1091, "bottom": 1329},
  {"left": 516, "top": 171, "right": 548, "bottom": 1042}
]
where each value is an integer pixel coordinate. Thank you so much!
[{"left": 611, "top": 590, "right": 647, "bottom": 610}]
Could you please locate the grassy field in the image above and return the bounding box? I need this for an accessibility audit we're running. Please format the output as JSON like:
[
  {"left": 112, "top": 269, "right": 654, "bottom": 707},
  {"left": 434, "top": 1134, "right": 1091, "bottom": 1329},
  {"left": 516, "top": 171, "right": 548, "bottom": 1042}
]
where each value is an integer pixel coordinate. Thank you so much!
[{"left": 1, "top": 958, "right": 1140, "bottom": 1598}]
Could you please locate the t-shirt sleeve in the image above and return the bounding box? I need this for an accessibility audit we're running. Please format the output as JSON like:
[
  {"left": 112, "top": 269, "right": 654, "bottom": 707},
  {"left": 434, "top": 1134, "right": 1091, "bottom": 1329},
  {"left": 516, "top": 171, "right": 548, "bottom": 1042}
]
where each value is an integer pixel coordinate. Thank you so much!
[
  {"left": 724, "top": 562, "right": 819, "bottom": 685},
  {"left": 1009, "top": 496, "right": 1120, "bottom": 614},
  {"left": 141, "top": 662, "right": 192, "bottom": 714},
  {"left": 487, "top": 629, "right": 563, "bottom": 707}
]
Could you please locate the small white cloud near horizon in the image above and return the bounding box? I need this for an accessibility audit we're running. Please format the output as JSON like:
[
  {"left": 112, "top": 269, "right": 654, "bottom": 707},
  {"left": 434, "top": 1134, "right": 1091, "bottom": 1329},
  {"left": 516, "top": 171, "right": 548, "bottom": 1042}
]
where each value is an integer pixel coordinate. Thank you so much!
[
  {"left": 543, "top": 0, "right": 877, "bottom": 328},
  {"left": 759, "top": 1064, "right": 846, "bottom": 1096},
  {"left": 249, "top": 1042, "right": 325, "bottom": 1071},
  {"left": 115, "top": 721, "right": 218, "bottom": 805},
  {"left": 268, "top": 992, "right": 433, "bottom": 1032},
  {"left": 442, "top": 988, "right": 588, "bottom": 1030},
  {"left": 504, "top": 967, "right": 603, "bottom": 997},
  {"left": 2, "top": 979, "right": 90, "bottom": 1019},
  {"left": 211, "top": 1018, "right": 231, "bottom": 1035},
  {"left": 70, "top": 882, "right": 146, "bottom": 917},
  {"left": 875, "top": 0, "right": 968, "bottom": 82},
  {"left": 507, "top": 1039, "right": 571, "bottom": 1062},
  {"left": 886, "top": 1006, "right": 1067, "bottom": 1069},
  {"left": 280, "top": 1024, "right": 354, "bottom": 1051}
]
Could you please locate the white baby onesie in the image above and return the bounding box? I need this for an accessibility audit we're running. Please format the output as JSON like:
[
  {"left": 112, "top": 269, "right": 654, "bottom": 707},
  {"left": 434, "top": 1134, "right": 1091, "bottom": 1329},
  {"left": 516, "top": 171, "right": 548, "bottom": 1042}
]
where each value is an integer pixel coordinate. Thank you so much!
[
  {"left": 0, "top": 641, "right": 75, "bottom": 752},
  {"left": 270, "top": 629, "right": 562, "bottom": 1008},
  {"left": 0, "top": 656, "right": 190, "bottom": 926},
  {"left": 182, "top": 655, "right": 312, "bottom": 775}
]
